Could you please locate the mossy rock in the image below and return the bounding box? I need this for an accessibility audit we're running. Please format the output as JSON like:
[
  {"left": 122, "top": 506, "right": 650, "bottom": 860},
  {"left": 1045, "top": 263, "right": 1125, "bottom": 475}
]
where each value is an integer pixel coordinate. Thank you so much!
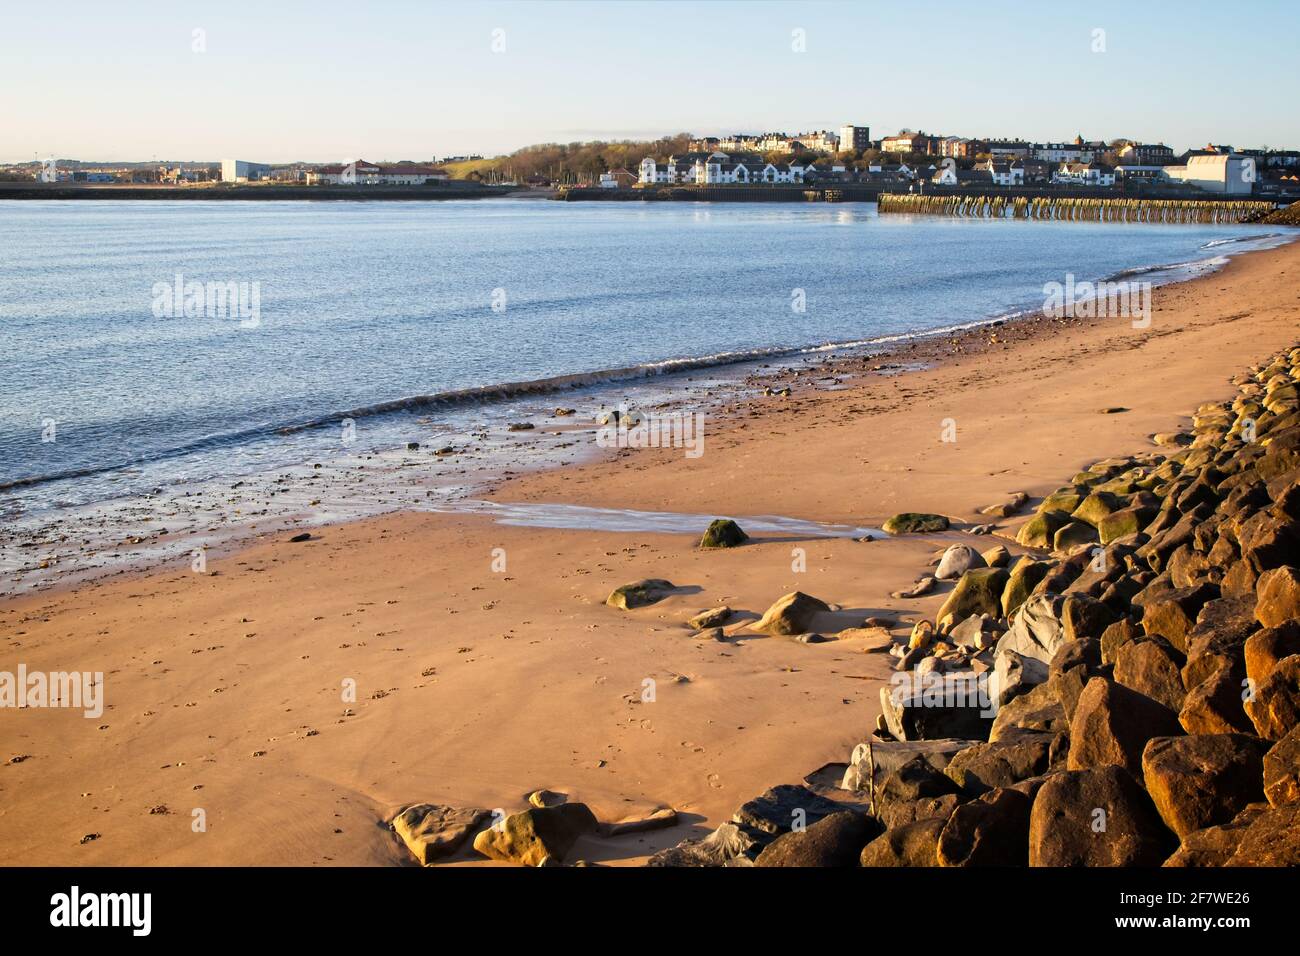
[
  {"left": 1002, "top": 556, "right": 1051, "bottom": 618},
  {"left": 883, "top": 512, "right": 950, "bottom": 535},
  {"left": 1041, "top": 489, "right": 1086, "bottom": 513},
  {"left": 937, "top": 567, "right": 1009, "bottom": 630},
  {"left": 700, "top": 518, "right": 749, "bottom": 549},
  {"left": 752, "top": 591, "right": 832, "bottom": 635},
  {"left": 1017, "top": 510, "right": 1071, "bottom": 549},
  {"left": 1098, "top": 506, "right": 1157, "bottom": 545},
  {"left": 1070, "top": 472, "right": 1107, "bottom": 487},
  {"left": 1071, "top": 491, "right": 1123, "bottom": 528},
  {"left": 1053, "top": 520, "right": 1099, "bottom": 551},
  {"left": 606, "top": 578, "right": 676, "bottom": 610}
]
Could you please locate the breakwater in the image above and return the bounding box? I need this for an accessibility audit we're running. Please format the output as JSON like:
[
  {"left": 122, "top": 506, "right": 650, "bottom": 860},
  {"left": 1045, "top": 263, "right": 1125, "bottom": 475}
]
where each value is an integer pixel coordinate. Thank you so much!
[{"left": 878, "top": 192, "right": 1277, "bottom": 224}]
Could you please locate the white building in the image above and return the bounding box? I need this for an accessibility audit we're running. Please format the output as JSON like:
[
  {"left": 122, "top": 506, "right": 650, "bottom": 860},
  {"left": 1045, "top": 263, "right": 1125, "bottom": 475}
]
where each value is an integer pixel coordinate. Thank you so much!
[
  {"left": 307, "top": 159, "right": 448, "bottom": 185},
  {"left": 1052, "top": 161, "right": 1116, "bottom": 187},
  {"left": 639, "top": 152, "right": 811, "bottom": 186},
  {"left": 839, "top": 124, "right": 871, "bottom": 152},
  {"left": 1162, "top": 154, "right": 1256, "bottom": 195},
  {"left": 982, "top": 159, "right": 1025, "bottom": 186},
  {"left": 221, "top": 159, "right": 272, "bottom": 182}
]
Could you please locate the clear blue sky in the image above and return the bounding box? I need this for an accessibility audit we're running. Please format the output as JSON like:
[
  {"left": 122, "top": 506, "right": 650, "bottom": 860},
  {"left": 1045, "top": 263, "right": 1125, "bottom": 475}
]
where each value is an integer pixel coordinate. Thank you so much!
[{"left": 3, "top": 0, "right": 1297, "bottom": 163}]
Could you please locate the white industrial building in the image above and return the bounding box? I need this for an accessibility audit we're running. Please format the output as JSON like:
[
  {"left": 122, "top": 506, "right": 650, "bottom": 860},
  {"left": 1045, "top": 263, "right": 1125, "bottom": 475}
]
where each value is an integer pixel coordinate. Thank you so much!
[
  {"left": 306, "top": 159, "right": 449, "bottom": 185},
  {"left": 221, "top": 159, "right": 272, "bottom": 182},
  {"left": 1162, "top": 154, "right": 1256, "bottom": 195}
]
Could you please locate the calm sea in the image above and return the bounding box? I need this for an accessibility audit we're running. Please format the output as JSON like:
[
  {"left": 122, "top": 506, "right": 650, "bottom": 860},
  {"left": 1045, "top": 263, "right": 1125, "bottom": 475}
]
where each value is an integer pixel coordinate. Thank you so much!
[{"left": 0, "top": 199, "right": 1289, "bottom": 516}]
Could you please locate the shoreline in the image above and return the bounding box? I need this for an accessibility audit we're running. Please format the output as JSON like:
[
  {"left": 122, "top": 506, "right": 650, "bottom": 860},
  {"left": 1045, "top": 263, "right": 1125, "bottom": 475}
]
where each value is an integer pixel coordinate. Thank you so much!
[
  {"left": 3, "top": 237, "right": 1300, "bottom": 866},
  {"left": 3, "top": 229, "right": 1291, "bottom": 597}
]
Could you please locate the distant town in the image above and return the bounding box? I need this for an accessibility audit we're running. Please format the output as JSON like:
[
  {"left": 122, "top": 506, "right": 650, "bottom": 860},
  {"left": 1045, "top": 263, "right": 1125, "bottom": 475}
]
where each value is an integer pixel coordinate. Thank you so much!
[{"left": 5, "top": 122, "right": 1299, "bottom": 198}]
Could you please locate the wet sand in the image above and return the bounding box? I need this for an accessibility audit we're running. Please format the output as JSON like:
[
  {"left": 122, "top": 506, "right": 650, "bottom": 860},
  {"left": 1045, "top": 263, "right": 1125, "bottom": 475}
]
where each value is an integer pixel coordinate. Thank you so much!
[{"left": 2, "top": 236, "right": 1298, "bottom": 866}]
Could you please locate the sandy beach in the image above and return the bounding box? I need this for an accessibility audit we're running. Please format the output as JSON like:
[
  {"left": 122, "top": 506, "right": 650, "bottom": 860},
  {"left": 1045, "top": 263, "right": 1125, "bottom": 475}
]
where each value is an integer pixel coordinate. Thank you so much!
[{"left": 3, "top": 236, "right": 1298, "bottom": 867}]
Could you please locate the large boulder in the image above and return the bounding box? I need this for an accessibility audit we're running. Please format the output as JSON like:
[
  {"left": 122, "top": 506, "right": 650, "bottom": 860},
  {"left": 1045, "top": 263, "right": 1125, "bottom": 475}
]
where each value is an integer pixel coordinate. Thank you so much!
[
  {"left": 1114, "top": 637, "right": 1187, "bottom": 713},
  {"left": 989, "top": 681, "right": 1067, "bottom": 742},
  {"left": 937, "top": 787, "right": 1032, "bottom": 867},
  {"left": 1048, "top": 637, "right": 1104, "bottom": 723},
  {"left": 699, "top": 518, "right": 748, "bottom": 549},
  {"left": 751, "top": 591, "right": 831, "bottom": 635},
  {"left": 732, "top": 784, "right": 843, "bottom": 837},
  {"left": 1179, "top": 663, "right": 1254, "bottom": 735},
  {"left": 1140, "top": 582, "right": 1219, "bottom": 653},
  {"left": 936, "top": 544, "right": 987, "bottom": 581},
  {"left": 883, "top": 512, "right": 949, "bottom": 535},
  {"left": 1164, "top": 802, "right": 1300, "bottom": 866},
  {"left": 1068, "top": 677, "right": 1183, "bottom": 776},
  {"left": 1263, "top": 724, "right": 1300, "bottom": 807},
  {"left": 472, "top": 803, "right": 598, "bottom": 866},
  {"left": 606, "top": 579, "right": 676, "bottom": 610},
  {"left": 1244, "top": 621, "right": 1300, "bottom": 688},
  {"left": 1254, "top": 566, "right": 1300, "bottom": 628},
  {"left": 942, "top": 735, "right": 1053, "bottom": 796},
  {"left": 1029, "top": 765, "right": 1176, "bottom": 866},
  {"left": 754, "top": 810, "right": 879, "bottom": 867},
  {"left": 1244, "top": 653, "right": 1300, "bottom": 740},
  {"left": 936, "top": 567, "right": 1009, "bottom": 630},
  {"left": 859, "top": 817, "right": 945, "bottom": 866},
  {"left": 1001, "top": 557, "right": 1051, "bottom": 617},
  {"left": 1140, "top": 734, "right": 1268, "bottom": 837},
  {"left": 880, "top": 754, "right": 962, "bottom": 801},
  {"left": 1016, "top": 510, "right": 1072, "bottom": 549},
  {"left": 839, "top": 738, "right": 973, "bottom": 794},
  {"left": 991, "top": 594, "right": 1068, "bottom": 697},
  {"left": 392, "top": 804, "right": 491, "bottom": 865},
  {"left": 879, "top": 675, "right": 994, "bottom": 741}
]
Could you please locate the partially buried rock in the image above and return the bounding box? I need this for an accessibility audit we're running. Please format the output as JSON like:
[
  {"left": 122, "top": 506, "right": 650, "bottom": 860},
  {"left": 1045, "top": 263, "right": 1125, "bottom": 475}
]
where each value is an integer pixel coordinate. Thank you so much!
[
  {"left": 1141, "top": 734, "right": 1268, "bottom": 837},
  {"left": 527, "top": 789, "right": 567, "bottom": 809},
  {"left": 699, "top": 518, "right": 748, "bottom": 549},
  {"left": 751, "top": 591, "right": 831, "bottom": 635},
  {"left": 883, "top": 512, "right": 950, "bottom": 535},
  {"left": 646, "top": 822, "right": 760, "bottom": 867},
  {"left": 755, "top": 810, "right": 879, "bottom": 867},
  {"left": 936, "top": 544, "right": 986, "bottom": 581},
  {"left": 471, "top": 803, "right": 598, "bottom": 867},
  {"left": 1029, "top": 765, "right": 1176, "bottom": 866},
  {"left": 606, "top": 579, "right": 676, "bottom": 610},
  {"left": 392, "top": 804, "right": 492, "bottom": 866},
  {"left": 686, "top": 606, "right": 731, "bottom": 630},
  {"left": 598, "top": 807, "right": 678, "bottom": 837},
  {"left": 891, "top": 576, "right": 936, "bottom": 599}
]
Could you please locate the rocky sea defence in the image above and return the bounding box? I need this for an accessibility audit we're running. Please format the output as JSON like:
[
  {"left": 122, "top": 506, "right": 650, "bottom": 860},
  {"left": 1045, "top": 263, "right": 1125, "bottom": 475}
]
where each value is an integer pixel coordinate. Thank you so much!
[{"left": 643, "top": 342, "right": 1300, "bottom": 867}]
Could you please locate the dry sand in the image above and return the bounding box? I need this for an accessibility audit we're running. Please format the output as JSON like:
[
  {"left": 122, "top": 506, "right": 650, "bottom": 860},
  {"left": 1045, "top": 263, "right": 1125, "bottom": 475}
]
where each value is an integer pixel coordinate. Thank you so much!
[{"left": 2, "top": 237, "right": 1298, "bottom": 866}]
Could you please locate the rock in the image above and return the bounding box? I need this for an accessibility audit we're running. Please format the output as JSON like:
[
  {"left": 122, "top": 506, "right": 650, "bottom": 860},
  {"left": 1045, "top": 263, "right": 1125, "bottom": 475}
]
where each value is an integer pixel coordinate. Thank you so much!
[
  {"left": 1164, "top": 802, "right": 1300, "bottom": 866},
  {"left": 1028, "top": 766, "right": 1176, "bottom": 866},
  {"left": 1016, "top": 510, "right": 1072, "bottom": 549},
  {"left": 989, "top": 682, "right": 1067, "bottom": 742},
  {"left": 527, "top": 789, "right": 568, "bottom": 808},
  {"left": 992, "top": 593, "right": 1068, "bottom": 694},
  {"left": 1263, "top": 724, "right": 1300, "bottom": 807},
  {"left": 883, "top": 512, "right": 950, "bottom": 535},
  {"left": 699, "top": 518, "right": 748, "bottom": 549},
  {"left": 791, "top": 632, "right": 828, "bottom": 644},
  {"left": 1255, "top": 566, "right": 1300, "bottom": 628},
  {"left": 908, "top": 619, "right": 935, "bottom": 650},
  {"left": 686, "top": 606, "right": 732, "bottom": 630},
  {"left": 880, "top": 674, "right": 994, "bottom": 741},
  {"left": 732, "top": 784, "right": 843, "bottom": 837},
  {"left": 881, "top": 754, "right": 962, "bottom": 801},
  {"left": 288, "top": 532, "right": 312, "bottom": 543},
  {"left": 891, "top": 576, "right": 936, "bottom": 599},
  {"left": 1068, "top": 677, "right": 1183, "bottom": 776},
  {"left": 874, "top": 794, "right": 963, "bottom": 831},
  {"left": 1100, "top": 616, "right": 1141, "bottom": 666},
  {"left": 1245, "top": 621, "right": 1300, "bottom": 689},
  {"left": 981, "top": 492, "right": 1030, "bottom": 517},
  {"left": 1244, "top": 654, "right": 1300, "bottom": 740},
  {"left": 1053, "top": 520, "right": 1099, "bottom": 552},
  {"left": 1141, "top": 582, "right": 1218, "bottom": 653},
  {"left": 982, "top": 545, "right": 1011, "bottom": 568},
  {"left": 943, "top": 736, "right": 1053, "bottom": 796},
  {"left": 392, "top": 804, "right": 491, "bottom": 865},
  {"left": 947, "top": 613, "right": 1000, "bottom": 650},
  {"left": 936, "top": 545, "right": 986, "bottom": 581},
  {"left": 598, "top": 807, "right": 678, "bottom": 837},
  {"left": 1062, "top": 593, "right": 1119, "bottom": 642},
  {"left": 839, "top": 738, "right": 973, "bottom": 794},
  {"left": 646, "top": 822, "right": 760, "bottom": 867},
  {"left": 1141, "top": 734, "right": 1268, "bottom": 837},
  {"left": 1181, "top": 597, "right": 1258, "bottom": 691},
  {"left": 755, "top": 811, "right": 880, "bottom": 867},
  {"left": 1047, "top": 637, "right": 1103, "bottom": 723},
  {"left": 1114, "top": 637, "right": 1187, "bottom": 713},
  {"left": 936, "top": 567, "right": 1009, "bottom": 630},
  {"left": 1001, "top": 557, "right": 1050, "bottom": 617},
  {"left": 1072, "top": 490, "right": 1123, "bottom": 528},
  {"left": 859, "top": 817, "right": 945, "bottom": 866},
  {"left": 1099, "top": 506, "right": 1156, "bottom": 546},
  {"left": 937, "top": 787, "right": 1032, "bottom": 867},
  {"left": 1179, "top": 663, "right": 1254, "bottom": 735},
  {"left": 606, "top": 579, "right": 676, "bottom": 610},
  {"left": 751, "top": 591, "right": 831, "bottom": 635},
  {"left": 472, "top": 803, "right": 598, "bottom": 866}
]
